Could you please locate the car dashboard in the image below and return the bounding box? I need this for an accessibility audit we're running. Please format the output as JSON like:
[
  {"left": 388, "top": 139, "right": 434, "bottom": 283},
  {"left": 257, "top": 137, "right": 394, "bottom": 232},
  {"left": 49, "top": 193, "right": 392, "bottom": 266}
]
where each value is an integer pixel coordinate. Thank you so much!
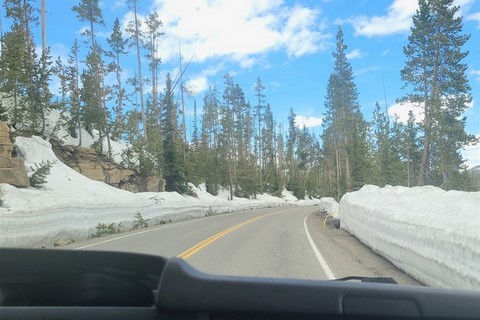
[{"left": 0, "top": 248, "right": 478, "bottom": 320}]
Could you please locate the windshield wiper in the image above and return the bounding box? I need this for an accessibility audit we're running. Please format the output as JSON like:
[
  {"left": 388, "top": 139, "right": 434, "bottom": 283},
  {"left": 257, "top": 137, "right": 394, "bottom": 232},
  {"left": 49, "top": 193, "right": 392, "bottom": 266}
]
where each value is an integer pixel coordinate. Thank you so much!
[{"left": 333, "top": 276, "right": 398, "bottom": 284}]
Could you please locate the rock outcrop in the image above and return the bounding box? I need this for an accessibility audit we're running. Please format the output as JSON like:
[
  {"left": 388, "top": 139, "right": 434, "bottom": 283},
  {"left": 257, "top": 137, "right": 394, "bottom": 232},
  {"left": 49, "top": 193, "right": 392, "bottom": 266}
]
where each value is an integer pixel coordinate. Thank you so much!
[
  {"left": 50, "top": 140, "right": 164, "bottom": 192},
  {"left": 0, "top": 121, "right": 29, "bottom": 187}
]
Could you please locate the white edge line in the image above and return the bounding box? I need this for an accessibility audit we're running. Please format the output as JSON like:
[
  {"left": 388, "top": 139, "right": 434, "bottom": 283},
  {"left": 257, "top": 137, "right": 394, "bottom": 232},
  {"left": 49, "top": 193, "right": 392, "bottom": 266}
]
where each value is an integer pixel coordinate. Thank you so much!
[
  {"left": 303, "top": 212, "right": 336, "bottom": 280},
  {"left": 75, "top": 225, "right": 169, "bottom": 250}
]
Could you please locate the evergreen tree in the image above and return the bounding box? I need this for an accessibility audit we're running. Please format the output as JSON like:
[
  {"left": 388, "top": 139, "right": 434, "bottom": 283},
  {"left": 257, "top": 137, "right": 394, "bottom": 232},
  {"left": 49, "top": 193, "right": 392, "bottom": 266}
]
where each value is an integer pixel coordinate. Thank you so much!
[
  {"left": 0, "top": 0, "right": 41, "bottom": 131},
  {"left": 52, "top": 56, "right": 68, "bottom": 107},
  {"left": 372, "top": 102, "right": 392, "bottom": 186},
  {"left": 106, "top": 17, "right": 128, "bottom": 139},
  {"left": 72, "top": 0, "right": 104, "bottom": 45},
  {"left": 126, "top": 0, "right": 147, "bottom": 141},
  {"left": 29, "top": 160, "right": 53, "bottom": 189},
  {"left": 322, "top": 26, "right": 368, "bottom": 198},
  {"left": 262, "top": 104, "right": 279, "bottom": 194},
  {"left": 219, "top": 74, "right": 236, "bottom": 199},
  {"left": 254, "top": 77, "right": 266, "bottom": 191},
  {"left": 400, "top": 0, "right": 475, "bottom": 186},
  {"left": 162, "top": 73, "right": 186, "bottom": 192},
  {"left": 143, "top": 12, "right": 164, "bottom": 135},
  {"left": 66, "top": 39, "right": 82, "bottom": 142}
]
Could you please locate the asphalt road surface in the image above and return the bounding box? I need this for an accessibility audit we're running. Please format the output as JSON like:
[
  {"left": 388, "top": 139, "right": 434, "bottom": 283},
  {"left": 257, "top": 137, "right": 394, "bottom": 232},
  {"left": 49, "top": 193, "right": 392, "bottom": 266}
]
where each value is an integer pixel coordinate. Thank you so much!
[{"left": 66, "top": 206, "right": 420, "bottom": 285}]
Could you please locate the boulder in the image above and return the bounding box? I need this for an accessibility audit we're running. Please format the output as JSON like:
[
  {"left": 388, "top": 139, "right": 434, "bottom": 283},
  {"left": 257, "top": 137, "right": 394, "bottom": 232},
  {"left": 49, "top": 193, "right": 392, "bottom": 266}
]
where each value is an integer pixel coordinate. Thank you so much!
[
  {"left": 146, "top": 176, "right": 162, "bottom": 192},
  {"left": 0, "top": 121, "right": 29, "bottom": 188},
  {"left": 77, "top": 162, "right": 105, "bottom": 182},
  {"left": 107, "top": 168, "right": 135, "bottom": 184},
  {"left": 0, "top": 167, "right": 30, "bottom": 187}
]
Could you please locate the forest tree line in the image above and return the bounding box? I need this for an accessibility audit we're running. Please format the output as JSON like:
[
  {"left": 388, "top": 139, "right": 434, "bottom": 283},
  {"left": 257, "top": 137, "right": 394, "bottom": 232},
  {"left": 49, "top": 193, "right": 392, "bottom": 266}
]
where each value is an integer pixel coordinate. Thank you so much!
[{"left": 0, "top": 0, "right": 477, "bottom": 200}]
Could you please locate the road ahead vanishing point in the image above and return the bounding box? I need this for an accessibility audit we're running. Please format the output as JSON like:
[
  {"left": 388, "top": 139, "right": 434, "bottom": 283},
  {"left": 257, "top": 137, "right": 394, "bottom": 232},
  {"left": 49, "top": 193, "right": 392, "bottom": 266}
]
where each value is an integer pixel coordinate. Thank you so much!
[{"left": 68, "top": 206, "right": 420, "bottom": 286}]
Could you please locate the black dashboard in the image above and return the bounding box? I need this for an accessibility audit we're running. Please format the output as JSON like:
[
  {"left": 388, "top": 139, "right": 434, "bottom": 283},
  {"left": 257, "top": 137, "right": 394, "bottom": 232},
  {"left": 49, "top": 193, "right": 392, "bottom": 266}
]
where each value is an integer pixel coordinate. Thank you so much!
[{"left": 0, "top": 248, "right": 478, "bottom": 319}]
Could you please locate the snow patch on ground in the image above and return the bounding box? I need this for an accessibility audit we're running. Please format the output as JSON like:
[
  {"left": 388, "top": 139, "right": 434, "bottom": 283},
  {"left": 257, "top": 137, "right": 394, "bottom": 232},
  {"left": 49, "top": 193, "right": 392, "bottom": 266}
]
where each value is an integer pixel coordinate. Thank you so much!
[
  {"left": 339, "top": 185, "right": 480, "bottom": 290},
  {"left": 0, "top": 136, "right": 321, "bottom": 248}
]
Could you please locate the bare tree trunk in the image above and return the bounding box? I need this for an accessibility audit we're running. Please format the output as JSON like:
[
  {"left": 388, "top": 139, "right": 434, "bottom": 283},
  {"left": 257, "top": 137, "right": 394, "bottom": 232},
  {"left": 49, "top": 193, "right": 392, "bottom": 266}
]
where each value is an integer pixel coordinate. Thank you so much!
[
  {"left": 133, "top": 0, "right": 147, "bottom": 141},
  {"left": 345, "top": 152, "right": 351, "bottom": 191},
  {"left": 76, "top": 54, "right": 82, "bottom": 147},
  {"left": 102, "top": 76, "right": 112, "bottom": 159},
  {"left": 334, "top": 138, "right": 341, "bottom": 199},
  {"left": 179, "top": 43, "right": 186, "bottom": 160},
  {"left": 407, "top": 144, "right": 411, "bottom": 187},
  {"left": 41, "top": 0, "right": 46, "bottom": 53},
  {"left": 115, "top": 53, "right": 123, "bottom": 139}
]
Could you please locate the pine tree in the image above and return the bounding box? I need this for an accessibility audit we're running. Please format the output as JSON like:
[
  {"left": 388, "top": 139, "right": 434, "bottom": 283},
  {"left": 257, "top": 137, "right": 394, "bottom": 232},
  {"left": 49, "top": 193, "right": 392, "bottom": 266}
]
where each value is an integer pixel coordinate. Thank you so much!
[
  {"left": 127, "top": 0, "right": 147, "bottom": 141},
  {"left": 29, "top": 160, "right": 53, "bottom": 188},
  {"left": 106, "top": 18, "right": 128, "bottom": 140},
  {"left": 219, "top": 74, "right": 236, "bottom": 199},
  {"left": 400, "top": 0, "right": 475, "bottom": 186},
  {"left": 72, "top": 0, "right": 104, "bottom": 46},
  {"left": 322, "top": 26, "right": 368, "bottom": 198},
  {"left": 0, "top": 0, "right": 40, "bottom": 131},
  {"left": 143, "top": 12, "right": 164, "bottom": 134},
  {"left": 31, "top": 47, "right": 53, "bottom": 134},
  {"left": 52, "top": 56, "right": 68, "bottom": 107},
  {"left": 254, "top": 77, "right": 266, "bottom": 191},
  {"left": 66, "top": 39, "right": 81, "bottom": 142},
  {"left": 162, "top": 73, "right": 186, "bottom": 192},
  {"left": 372, "top": 102, "right": 391, "bottom": 186},
  {"left": 262, "top": 104, "right": 279, "bottom": 194}
]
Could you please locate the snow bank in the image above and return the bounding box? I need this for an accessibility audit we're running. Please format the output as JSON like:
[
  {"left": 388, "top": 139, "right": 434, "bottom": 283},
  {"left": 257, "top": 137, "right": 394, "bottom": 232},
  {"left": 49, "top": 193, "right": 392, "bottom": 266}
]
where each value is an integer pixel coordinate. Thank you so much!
[
  {"left": 339, "top": 185, "right": 480, "bottom": 290},
  {"left": 317, "top": 197, "right": 339, "bottom": 218},
  {"left": 0, "top": 136, "right": 320, "bottom": 248}
]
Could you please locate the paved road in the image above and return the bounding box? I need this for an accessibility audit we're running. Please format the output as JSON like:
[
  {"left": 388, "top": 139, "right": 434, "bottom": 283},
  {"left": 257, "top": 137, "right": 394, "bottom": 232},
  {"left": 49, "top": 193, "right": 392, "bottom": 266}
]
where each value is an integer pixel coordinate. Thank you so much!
[{"left": 66, "top": 205, "right": 420, "bottom": 285}]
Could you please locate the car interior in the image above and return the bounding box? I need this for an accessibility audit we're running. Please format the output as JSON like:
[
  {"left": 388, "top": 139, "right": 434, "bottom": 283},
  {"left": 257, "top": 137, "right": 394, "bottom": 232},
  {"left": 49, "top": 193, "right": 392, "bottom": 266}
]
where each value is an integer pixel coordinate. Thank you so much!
[{"left": 0, "top": 248, "right": 479, "bottom": 320}]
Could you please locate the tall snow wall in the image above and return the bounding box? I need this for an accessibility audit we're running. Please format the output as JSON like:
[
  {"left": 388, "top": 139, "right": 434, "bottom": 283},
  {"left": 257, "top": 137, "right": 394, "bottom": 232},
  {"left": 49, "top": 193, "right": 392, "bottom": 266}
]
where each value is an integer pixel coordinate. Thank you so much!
[{"left": 339, "top": 185, "right": 480, "bottom": 290}]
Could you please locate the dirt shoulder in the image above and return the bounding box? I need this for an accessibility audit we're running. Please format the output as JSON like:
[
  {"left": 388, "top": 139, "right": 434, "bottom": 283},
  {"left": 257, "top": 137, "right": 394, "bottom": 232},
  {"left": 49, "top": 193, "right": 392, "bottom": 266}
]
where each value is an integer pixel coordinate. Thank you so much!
[{"left": 307, "top": 211, "right": 422, "bottom": 286}]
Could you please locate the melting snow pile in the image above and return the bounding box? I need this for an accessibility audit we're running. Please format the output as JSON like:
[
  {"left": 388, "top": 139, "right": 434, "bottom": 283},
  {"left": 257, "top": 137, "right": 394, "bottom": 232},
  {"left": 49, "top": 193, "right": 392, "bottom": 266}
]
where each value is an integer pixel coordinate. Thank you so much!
[
  {"left": 317, "top": 197, "right": 339, "bottom": 218},
  {"left": 339, "top": 185, "right": 480, "bottom": 290},
  {"left": 0, "top": 135, "right": 320, "bottom": 248}
]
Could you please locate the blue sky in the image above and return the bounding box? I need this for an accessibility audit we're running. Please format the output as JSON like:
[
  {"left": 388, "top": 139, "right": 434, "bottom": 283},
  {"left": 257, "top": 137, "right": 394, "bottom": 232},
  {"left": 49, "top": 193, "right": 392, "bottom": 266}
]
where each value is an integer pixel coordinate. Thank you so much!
[{"left": 13, "top": 0, "right": 480, "bottom": 166}]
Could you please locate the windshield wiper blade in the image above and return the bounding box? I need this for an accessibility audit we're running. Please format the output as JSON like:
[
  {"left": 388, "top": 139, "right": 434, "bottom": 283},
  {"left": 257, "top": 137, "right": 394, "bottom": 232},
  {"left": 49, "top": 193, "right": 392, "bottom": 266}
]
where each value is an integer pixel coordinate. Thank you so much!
[{"left": 333, "top": 276, "right": 398, "bottom": 284}]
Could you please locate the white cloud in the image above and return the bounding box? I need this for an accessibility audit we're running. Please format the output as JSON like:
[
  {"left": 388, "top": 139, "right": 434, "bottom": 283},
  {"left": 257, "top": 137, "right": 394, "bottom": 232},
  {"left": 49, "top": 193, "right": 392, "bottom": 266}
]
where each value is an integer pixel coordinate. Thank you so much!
[
  {"left": 345, "top": 0, "right": 417, "bottom": 37},
  {"left": 467, "top": 11, "right": 480, "bottom": 28},
  {"left": 144, "top": 0, "right": 329, "bottom": 66},
  {"left": 281, "top": 5, "right": 329, "bottom": 57},
  {"left": 295, "top": 115, "right": 323, "bottom": 128},
  {"left": 462, "top": 137, "right": 480, "bottom": 168},
  {"left": 238, "top": 57, "right": 257, "bottom": 69},
  {"left": 455, "top": 0, "right": 476, "bottom": 17},
  {"left": 112, "top": 0, "right": 127, "bottom": 10},
  {"left": 381, "top": 49, "right": 389, "bottom": 57},
  {"left": 185, "top": 63, "right": 224, "bottom": 94},
  {"left": 346, "top": 48, "right": 364, "bottom": 59},
  {"left": 345, "top": 0, "right": 476, "bottom": 37},
  {"left": 388, "top": 101, "right": 424, "bottom": 123},
  {"left": 354, "top": 66, "right": 378, "bottom": 76},
  {"left": 470, "top": 68, "right": 480, "bottom": 81},
  {"left": 186, "top": 76, "right": 208, "bottom": 94},
  {"left": 388, "top": 97, "right": 474, "bottom": 124},
  {"left": 268, "top": 81, "right": 281, "bottom": 91}
]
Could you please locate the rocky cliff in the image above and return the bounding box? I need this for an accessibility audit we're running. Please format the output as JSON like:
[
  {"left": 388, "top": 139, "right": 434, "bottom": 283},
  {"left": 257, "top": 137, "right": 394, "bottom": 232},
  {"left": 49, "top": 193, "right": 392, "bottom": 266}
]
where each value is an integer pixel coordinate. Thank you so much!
[
  {"left": 0, "top": 121, "right": 29, "bottom": 187},
  {"left": 50, "top": 139, "right": 164, "bottom": 193}
]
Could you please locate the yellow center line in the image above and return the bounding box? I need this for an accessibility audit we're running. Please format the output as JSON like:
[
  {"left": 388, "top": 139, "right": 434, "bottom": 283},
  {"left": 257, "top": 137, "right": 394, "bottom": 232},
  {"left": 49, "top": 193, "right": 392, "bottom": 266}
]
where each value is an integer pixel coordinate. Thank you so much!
[{"left": 177, "top": 211, "right": 275, "bottom": 260}]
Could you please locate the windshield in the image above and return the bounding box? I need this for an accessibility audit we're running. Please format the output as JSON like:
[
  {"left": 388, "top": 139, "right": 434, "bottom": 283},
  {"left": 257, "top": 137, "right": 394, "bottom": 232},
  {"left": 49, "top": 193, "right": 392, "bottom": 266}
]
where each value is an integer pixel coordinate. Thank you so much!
[{"left": 0, "top": 0, "right": 479, "bottom": 292}]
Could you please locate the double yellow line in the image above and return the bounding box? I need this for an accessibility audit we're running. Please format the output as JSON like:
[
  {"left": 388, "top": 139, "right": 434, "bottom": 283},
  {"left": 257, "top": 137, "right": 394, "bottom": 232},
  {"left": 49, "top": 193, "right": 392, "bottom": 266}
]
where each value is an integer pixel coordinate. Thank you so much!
[{"left": 177, "top": 212, "right": 273, "bottom": 260}]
